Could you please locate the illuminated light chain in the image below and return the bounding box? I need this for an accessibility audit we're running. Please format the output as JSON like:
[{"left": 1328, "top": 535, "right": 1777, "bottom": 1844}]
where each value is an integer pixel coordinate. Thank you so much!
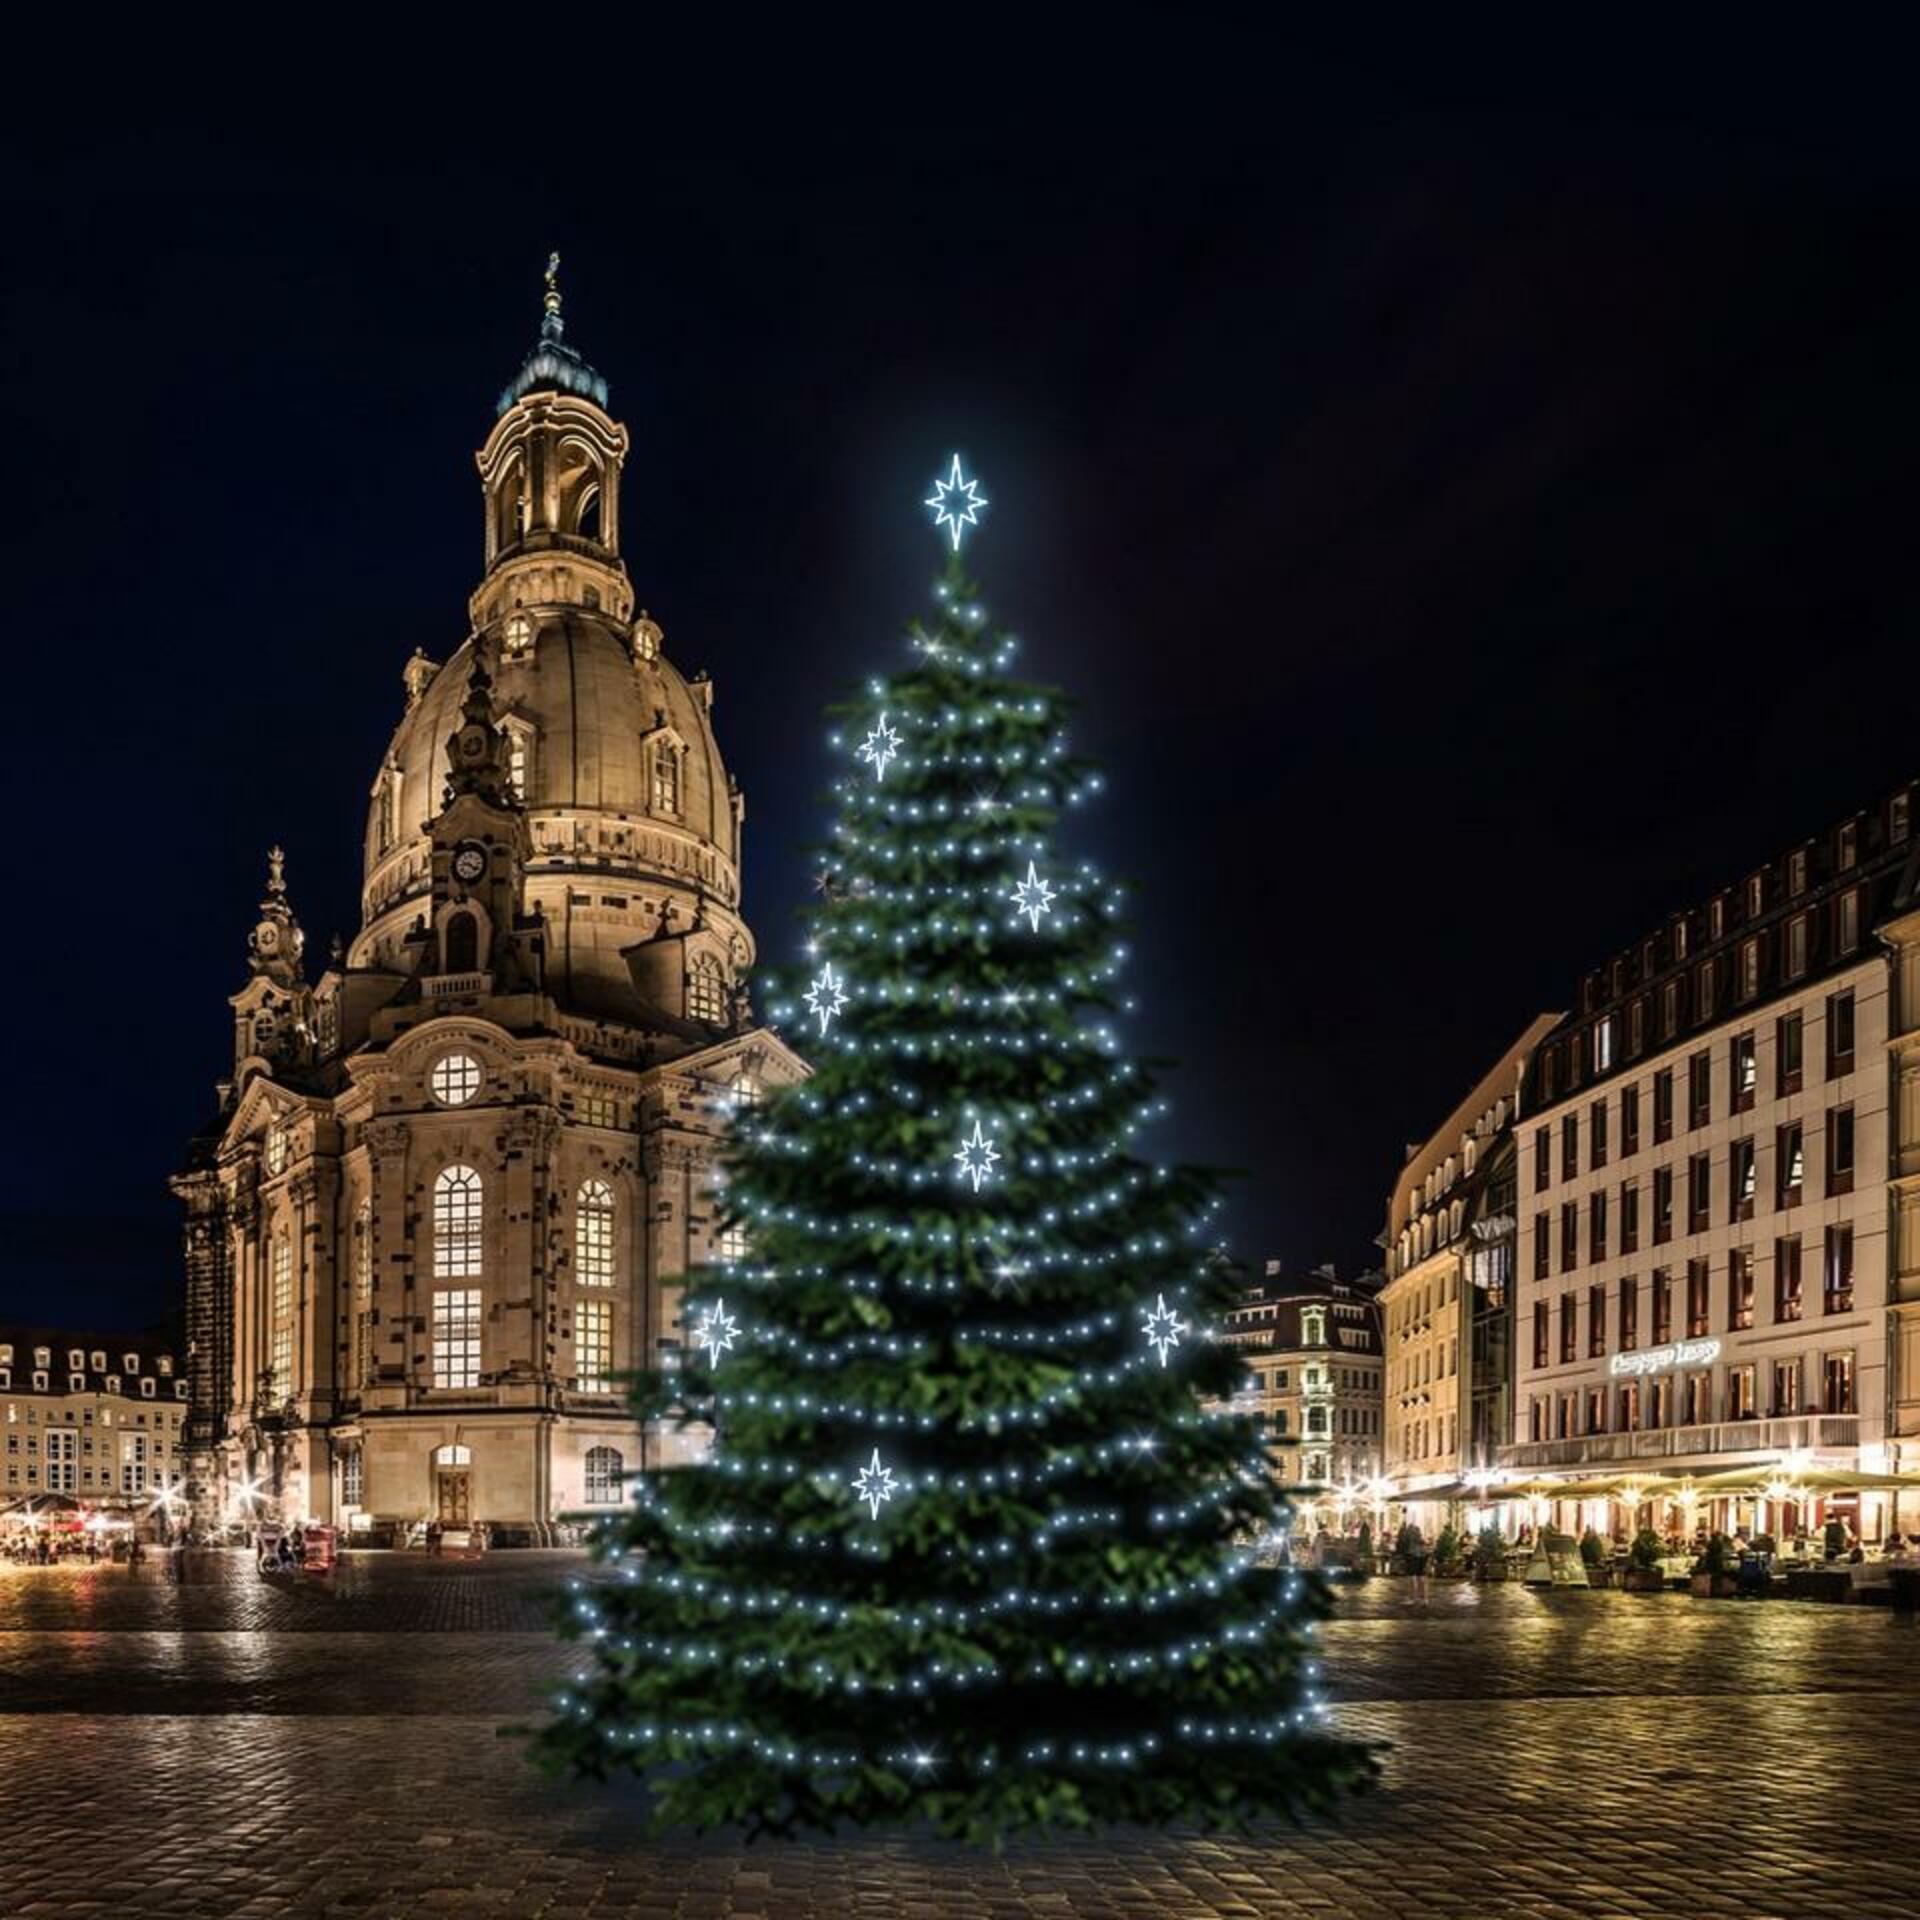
[
  {"left": 691, "top": 1299, "right": 739, "bottom": 1368},
  {"left": 1008, "top": 860, "right": 1058, "bottom": 933},
  {"left": 924, "top": 452, "right": 989, "bottom": 551},
  {"left": 803, "top": 961, "right": 848, "bottom": 1036},
  {"left": 567, "top": 1555, "right": 1269, "bottom": 1627},
  {"left": 615, "top": 1475, "right": 1268, "bottom": 1563},
  {"left": 539, "top": 1704, "right": 1331, "bottom": 1775},
  {"left": 952, "top": 1118, "right": 1001, "bottom": 1193},
  {"left": 601, "top": 1593, "right": 1306, "bottom": 1697},
  {"left": 1142, "top": 1294, "right": 1188, "bottom": 1368},
  {"left": 631, "top": 1427, "right": 1227, "bottom": 1499},
  {"left": 852, "top": 1447, "right": 898, "bottom": 1520},
  {"left": 710, "top": 1373, "right": 1203, "bottom": 1435},
  {"left": 857, "top": 712, "right": 902, "bottom": 781}
]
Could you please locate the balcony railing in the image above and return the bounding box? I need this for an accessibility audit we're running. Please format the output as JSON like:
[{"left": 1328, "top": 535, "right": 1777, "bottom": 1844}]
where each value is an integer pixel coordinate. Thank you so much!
[
  {"left": 1505, "top": 1415, "right": 1860, "bottom": 1471},
  {"left": 424, "top": 971, "right": 493, "bottom": 1000}
]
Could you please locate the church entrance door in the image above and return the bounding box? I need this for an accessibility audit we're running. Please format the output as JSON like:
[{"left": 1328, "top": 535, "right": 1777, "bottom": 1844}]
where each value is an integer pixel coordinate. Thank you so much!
[{"left": 436, "top": 1470, "right": 471, "bottom": 1525}]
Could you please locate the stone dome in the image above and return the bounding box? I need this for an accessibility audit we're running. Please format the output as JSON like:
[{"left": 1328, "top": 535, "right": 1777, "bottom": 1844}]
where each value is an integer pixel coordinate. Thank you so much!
[{"left": 351, "top": 609, "right": 748, "bottom": 1022}]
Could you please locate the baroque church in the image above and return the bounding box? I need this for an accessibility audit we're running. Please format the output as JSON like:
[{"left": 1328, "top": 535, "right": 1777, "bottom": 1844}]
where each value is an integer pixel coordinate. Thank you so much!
[{"left": 173, "top": 267, "right": 802, "bottom": 1540}]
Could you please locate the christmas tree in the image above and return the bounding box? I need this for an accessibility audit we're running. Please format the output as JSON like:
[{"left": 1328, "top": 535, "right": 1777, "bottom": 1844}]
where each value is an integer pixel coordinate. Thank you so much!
[{"left": 534, "top": 459, "right": 1374, "bottom": 1838}]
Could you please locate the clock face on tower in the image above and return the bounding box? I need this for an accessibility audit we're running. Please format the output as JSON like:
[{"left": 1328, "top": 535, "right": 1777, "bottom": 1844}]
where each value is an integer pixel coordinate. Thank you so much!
[
  {"left": 451, "top": 842, "right": 488, "bottom": 885},
  {"left": 456, "top": 724, "right": 491, "bottom": 763}
]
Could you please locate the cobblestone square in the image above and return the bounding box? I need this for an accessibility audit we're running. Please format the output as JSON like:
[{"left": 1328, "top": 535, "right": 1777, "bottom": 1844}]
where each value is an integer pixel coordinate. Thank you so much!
[{"left": 0, "top": 1551, "right": 1912, "bottom": 1919}]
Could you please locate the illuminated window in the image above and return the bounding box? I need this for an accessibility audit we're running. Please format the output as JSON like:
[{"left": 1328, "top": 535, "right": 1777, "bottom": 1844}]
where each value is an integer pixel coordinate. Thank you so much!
[
  {"left": 432, "top": 1289, "right": 481, "bottom": 1389},
  {"left": 121, "top": 1433, "right": 148, "bottom": 1496},
  {"left": 651, "top": 741, "right": 682, "bottom": 815},
  {"left": 433, "top": 1166, "right": 483, "bottom": 1280},
  {"left": 576, "top": 1179, "right": 615, "bottom": 1286},
  {"left": 272, "top": 1235, "right": 292, "bottom": 1323},
  {"left": 730, "top": 1070, "right": 764, "bottom": 1110},
  {"left": 506, "top": 725, "right": 532, "bottom": 800},
  {"left": 584, "top": 1444, "right": 622, "bottom": 1504},
  {"left": 576, "top": 1300, "right": 611, "bottom": 1391},
  {"left": 503, "top": 612, "right": 534, "bottom": 658},
  {"left": 342, "top": 1451, "right": 363, "bottom": 1509},
  {"left": 688, "top": 956, "right": 726, "bottom": 1024},
  {"left": 269, "top": 1329, "right": 291, "bottom": 1403},
  {"left": 45, "top": 1429, "right": 76, "bottom": 1494},
  {"left": 430, "top": 1053, "right": 482, "bottom": 1107},
  {"left": 718, "top": 1211, "right": 750, "bottom": 1263},
  {"left": 266, "top": 1125, "right": 288, "bottom": 1176},
  {"left": 376, "top": 775, "right": 395, "bottom": 855}
]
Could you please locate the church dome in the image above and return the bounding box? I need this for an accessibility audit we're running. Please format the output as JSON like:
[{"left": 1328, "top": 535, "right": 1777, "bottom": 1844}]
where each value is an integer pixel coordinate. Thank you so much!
[{"left": 348, "top": 268, "right": 750, "bottom": 1024}]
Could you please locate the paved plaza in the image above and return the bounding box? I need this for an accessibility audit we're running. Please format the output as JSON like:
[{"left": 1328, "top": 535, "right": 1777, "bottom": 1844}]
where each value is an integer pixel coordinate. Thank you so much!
[{"left": 0, "top": 1551, "right": 1913, "bottom": 1919}]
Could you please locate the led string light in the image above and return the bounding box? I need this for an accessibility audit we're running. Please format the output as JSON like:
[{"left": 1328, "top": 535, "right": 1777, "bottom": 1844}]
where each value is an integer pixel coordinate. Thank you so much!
[{"left": 568, "top": 1552, "right": 1268, "bottom": 1628}]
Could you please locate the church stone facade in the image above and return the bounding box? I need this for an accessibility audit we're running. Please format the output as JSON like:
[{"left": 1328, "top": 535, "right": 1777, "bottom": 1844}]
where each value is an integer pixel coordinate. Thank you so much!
[{"left": 174, "top": 273, "right": 801, "bottom": 1540}]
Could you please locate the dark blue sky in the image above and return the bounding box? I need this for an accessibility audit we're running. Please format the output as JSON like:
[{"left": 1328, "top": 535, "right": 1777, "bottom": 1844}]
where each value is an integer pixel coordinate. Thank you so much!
[{"left": 3, "top": 29, "right": 1918, "bottom": 1331}]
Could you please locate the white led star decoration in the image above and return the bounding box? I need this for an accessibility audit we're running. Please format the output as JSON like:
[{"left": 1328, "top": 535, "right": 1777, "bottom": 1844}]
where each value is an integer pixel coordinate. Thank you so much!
[
  {"left": 1009, "top": 859, "right": 1057, "bottom": 933},
  {"left": 858, "top": 711, "right": 902, "bottom": 781},
  {"left": 852, "top": 1447, "right": 898, "bottom": 1521},
  {"left": 924, "top": 453, "right": 988, "bottom": 551},
  {"left": 804, "top": 960, "right": 848, "bottom": 1036},
  {"left": 1141, "top": 1294, "right": 1188, "bottom": 1368},
  {"left": 953, "top": 1118, "right": 1001, "bottom": 1193},
  {"left": 693, "top": 1299, "right": 740, "bottom": 1364}
]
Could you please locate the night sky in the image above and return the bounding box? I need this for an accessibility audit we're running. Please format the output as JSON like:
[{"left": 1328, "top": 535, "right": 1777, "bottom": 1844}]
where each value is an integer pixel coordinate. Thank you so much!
[{"left": 4, "top": 36, "right": 1918, "bottom": 1332}]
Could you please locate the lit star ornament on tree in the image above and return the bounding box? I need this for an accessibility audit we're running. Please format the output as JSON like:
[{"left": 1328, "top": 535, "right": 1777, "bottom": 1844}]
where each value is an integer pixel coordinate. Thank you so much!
[
  {"left": 852, "top": 1447, "right": 898, "bottom": 1521},
  {"left": 804, "top": 960, "right": 848, "bottom": 1036},
  {"left": 924, "top": 452, "right": 989, "bottom": 551},
  {"left": 953, "top": 1117, "right": 1001, "bottom": 1192},
  {"left": 692, "top": 1299, "right": 739, "bottom": 1365},
  {"left": 1010, "top": 859, "right": 1057, "bottom": 933},
  {"left": 1141, "top": 1293, "right": 1188, "bottom": 1367},
  {"left": 858, "top": 711, "right": 902, "bottom": 781}
]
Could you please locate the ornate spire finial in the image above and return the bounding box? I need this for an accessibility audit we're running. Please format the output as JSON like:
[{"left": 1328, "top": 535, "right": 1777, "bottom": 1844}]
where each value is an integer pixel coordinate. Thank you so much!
[
  {"left": 541, "top": 250, "right": 563, "bottom": 342},
  {"left": 266, "top": 845, "right": 287, "bottom": 898}
]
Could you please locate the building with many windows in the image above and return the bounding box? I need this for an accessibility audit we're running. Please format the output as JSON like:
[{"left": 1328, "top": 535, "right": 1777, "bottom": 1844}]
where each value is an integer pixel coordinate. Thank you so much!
[
  {"left": 0, "top": 1328, "right": 188, "bottom": 1517},
  {"left": 174, "top": 269, "right": 803, "bottom": 1540},
  {"left": 1509, "top": 781, "right": 1919, "bottom": 1520},
  {"left": 1379, "top": 1017, "right": 1557, "bottom": 1511},
  {"left": 1217, "top": 1263, "right": 1384, "bottom": 1488}
]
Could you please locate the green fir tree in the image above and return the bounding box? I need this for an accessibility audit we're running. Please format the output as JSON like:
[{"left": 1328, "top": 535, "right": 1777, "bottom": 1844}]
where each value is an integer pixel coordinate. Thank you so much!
[{"left": 534, "top": 481, "right": 1375, "bottom": 1837}]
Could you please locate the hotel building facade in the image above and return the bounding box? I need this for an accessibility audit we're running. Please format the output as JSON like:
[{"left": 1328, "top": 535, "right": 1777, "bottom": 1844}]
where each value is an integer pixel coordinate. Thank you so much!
[
  {"left": 1380, "top": 1016, "right": 1557, "bottom": 1509},
  {"left": 1508, "top": 782, "right": 1919, "bottom": 1513}
]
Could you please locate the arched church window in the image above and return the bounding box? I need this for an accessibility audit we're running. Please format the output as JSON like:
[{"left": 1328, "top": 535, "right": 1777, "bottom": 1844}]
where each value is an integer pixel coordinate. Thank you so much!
[
  {"left": 444, "top": 910, "right": 479, "bottom": 975},
  {"left": 576, "top": 485, "right": 601, "bottom": 542},
  {"left": 433, "top": 1442, "right": 471, "bottom": 1467},
  {"left": 651, "top": 741, "right": 682, "bottom": 816},
  {"left": 584, "top": 1445, "right": 622, "bottom": 1504},
  {"left": 502, "top": 612, "right": 533, "bottom": 659},
  {"left": 687, "top": 955, "right": 726, "bottom": 1025},
  {"left": 265, "top": 1125, "right": 287, "bottom": 1177},
  {"left": 376, "top": 775, "right": 395, "bottom": 856},
  {"left": 433, "top": 1166, "right": 483, "bottom": 1281},
  {"left": 576, "top": 1179, "right": 615, "bottom": 1287},
  {"left": 729, "top": 1070, "right": 763, "bottom": 1111}
]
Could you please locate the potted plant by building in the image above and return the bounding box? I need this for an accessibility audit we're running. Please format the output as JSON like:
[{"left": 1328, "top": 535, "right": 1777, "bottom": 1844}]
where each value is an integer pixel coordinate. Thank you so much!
[
  {"left": 1354, "top": 1521, "right": 1375, "bottom": 1577},
  {"left": 1393, "top": 1520, "right": 1422, "bottom": 1576},
  {"left": 1433, "top": 1523, "right": 1462, "bottom": 1578},
  {"left": 1622, "top": 1528, "right": 1666, "bottom": 1592},
  {"left": 1691, "top": 1531, "right": 1740, "bottom": 1598},
  {"left": 1473, "top": 1523, "right": 1509, "bottom": 1582},
  {"left": 1579, "top": 1528, "right": 1612, "bottom": 1588}
]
